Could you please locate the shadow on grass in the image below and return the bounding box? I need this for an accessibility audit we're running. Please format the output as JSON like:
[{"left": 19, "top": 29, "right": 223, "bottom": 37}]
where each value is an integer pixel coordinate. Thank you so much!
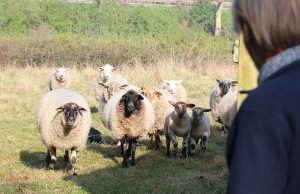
[
  {"left": 90, "top": 106, "right": 98, "bottom": 113},
  {"left": 63, "top": 142, "right": 227, "bottom": 194},
  {"left": 19, "top": 150, "right": 69, "bottom": 171}
]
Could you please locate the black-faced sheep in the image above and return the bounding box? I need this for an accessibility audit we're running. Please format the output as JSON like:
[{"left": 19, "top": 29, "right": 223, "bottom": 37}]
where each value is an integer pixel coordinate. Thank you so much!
[
  {"left": 36, "top": 89, "right": 91, "bottom": 175},
  {"left": 210, "top": 79, "right": 238, "bottom": 132},
  {"left": 104, "top": 90, "right": 155, "bottom": 167},
  {"left": 164, "top": 101, "right": 195, "bottom": 158}
]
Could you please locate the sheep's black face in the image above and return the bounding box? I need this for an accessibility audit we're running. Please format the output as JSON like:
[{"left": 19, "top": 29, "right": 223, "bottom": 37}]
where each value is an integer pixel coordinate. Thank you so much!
[
  {"left": 57, "top": 103, "right": 87, "bottom": 127},
  {"left": 192, "top": 107, "right": 211, "bottom": 123},
  {"left": 171, "top": 102, "right": 195, "bottom": 119},
  {"left": 218, "top": 81, "right": 231, "bottom": 97},
  {"left": 121, "top": 90, "right": 144, "bottom": 116}
]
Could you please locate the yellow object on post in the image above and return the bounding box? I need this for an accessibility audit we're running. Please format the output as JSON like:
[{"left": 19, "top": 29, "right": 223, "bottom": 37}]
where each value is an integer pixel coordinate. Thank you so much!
[{"left": 238, "top": 35, "right": 259, "bottom": 108}]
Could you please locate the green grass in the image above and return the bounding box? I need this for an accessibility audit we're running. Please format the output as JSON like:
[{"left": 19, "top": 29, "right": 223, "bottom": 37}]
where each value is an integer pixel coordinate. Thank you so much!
[{"left": 0, "top": 63, "right": 235, "bottom": 193}]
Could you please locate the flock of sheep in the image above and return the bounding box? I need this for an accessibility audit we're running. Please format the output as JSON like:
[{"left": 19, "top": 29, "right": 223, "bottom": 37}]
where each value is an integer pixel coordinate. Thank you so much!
[{"left": 35, "top": 65, "right": 238, "bottom": 175}]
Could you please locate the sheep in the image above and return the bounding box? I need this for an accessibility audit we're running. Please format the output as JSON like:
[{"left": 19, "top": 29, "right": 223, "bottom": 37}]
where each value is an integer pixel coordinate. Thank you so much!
[
  {"left": 188, "top": 107, "right": 211, "bottom": 157},
  {"left": 164, "top": 101, "right": 195, "bottom": 158},
  {"left": 141, "top": 86, "right": 175, "bottom": 149},
  {"left": 161, "top": 80, "right": 188, "bottom": 102},
  {"left": 103, "top": 89, "right": 155, "bottom": 167},
  {"left": 210, "top": 79, "right": 238, "bottom": 127},
  {"left": 99, "top": 81, "right": 141, "bottom": 128},
  {"left": 36, "top": 88, "right": 91, "bottom": 175},
  {"left": 94, "top": 64, "right": 128, "bottom": 101},
  {"left": 48, "top": 67, "right": 71, "bottom": 90},
  {"left": 218, "top": 88, "right": 238, "bottom": 130}
]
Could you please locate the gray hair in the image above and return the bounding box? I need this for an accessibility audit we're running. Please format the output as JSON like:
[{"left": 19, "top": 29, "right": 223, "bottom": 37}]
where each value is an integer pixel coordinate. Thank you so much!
[{"left": 233, "top": 0, "right": 300, "bottom": 52}]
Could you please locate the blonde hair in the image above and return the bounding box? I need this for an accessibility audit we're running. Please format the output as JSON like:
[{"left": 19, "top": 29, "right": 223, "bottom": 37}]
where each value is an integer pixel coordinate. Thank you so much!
[{"left": 233, "top": 0, "right": 300, "bottom": 51}]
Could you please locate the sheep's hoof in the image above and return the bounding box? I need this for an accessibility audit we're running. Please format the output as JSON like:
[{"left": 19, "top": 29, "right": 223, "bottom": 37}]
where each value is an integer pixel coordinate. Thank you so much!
[
  {"left": 131, "top": 160, "right": 136, "bottom": 166},
  {"left": 166, "top": 152, "right": 171, "bottom": 157},
  {"left": 48, "top": 163, "right": 55, "bottom": 170},
  {"left": 180, "top": 155, "right": 187, "bottom": 159},
  {"left": 173, "top": 153, "right": 179, "bottom": 158},
  {"left": 72, "top": 170, "right": 78, "bottom": 176},
  {"left": 46, "top": 155, "right": 51, "bottom": 166},
  {"left": 122, "top": 162, "right": 129, "bottom": 168}
]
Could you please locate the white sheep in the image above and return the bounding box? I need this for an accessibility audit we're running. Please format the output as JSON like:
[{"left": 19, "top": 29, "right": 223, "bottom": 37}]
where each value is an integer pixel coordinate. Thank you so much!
[
  {"left": 188, "top": 107, "right": 211, "bottom": 157},
  {"left": 94, "top": 64, "right": 128, "bottom": 101},
  {"left": 104, "top": 89, "right": 155, "bottom": 167},
  {"left": 164, "top": 101, "right": 195, "bottom": 158},
  {"left": 161, "top": 80, "right": 188, "bottom": 102},
  {"left": 141, "top": 86, "right": 176, "bottom": 149},
  {"left": 36, "top": 88, "right": 91, "bottom": 175},
  {"left": 48, "top": 67, "right": 71, "bottom": 90},
  {"left": 218, "top": 88, "right": 238, "bottom": 130},
  {"left": 210, "top": 79, "right": 238, "bottom": 124}
]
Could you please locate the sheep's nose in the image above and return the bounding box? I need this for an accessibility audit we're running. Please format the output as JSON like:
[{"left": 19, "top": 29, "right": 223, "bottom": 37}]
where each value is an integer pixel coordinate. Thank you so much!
[{"left": 127, "top": 104, "right": 135, "bottom": 111}]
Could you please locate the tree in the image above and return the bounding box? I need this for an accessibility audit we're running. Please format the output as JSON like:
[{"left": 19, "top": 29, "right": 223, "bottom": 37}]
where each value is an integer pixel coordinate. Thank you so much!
[{"left": 214, "top": 1, "right": 224, "bottom": 36}]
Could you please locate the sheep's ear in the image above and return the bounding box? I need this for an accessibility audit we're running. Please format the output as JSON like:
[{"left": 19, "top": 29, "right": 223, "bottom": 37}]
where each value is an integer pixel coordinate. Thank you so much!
[
  {"left": 64, "top": 68, "right": 69, "bottom": 71},
  {"left": 55, "top": 68, "right": 60, "bottom": 72},
  {"left": 187, "top": 104, "right": 196, "bottom": 108},
  {"left": 231, "top": 80, "right": 238, "bottom": 85},
  {"left": 78, "top": 107, "right": 87, "bottom": 116},
  {"left": 56, "top": 105, "right": 66, "bottom": 113},
  {"left": 98, "top": 67, "right": 104, "bottom": 71},
  {"left": 168, "top": 101, "right": 176, "bottom": 107},
  {"left": 120, "top": 84, "right": 129, "bottom": 89},
  {"left": 216, "top": 79, "right": 221, "bottom": 84},
  {"left": 138, "top": 94, "right": 144, "bottom": 100},
  {"left": 202, "top": 109, "right": 211, "bottom": 112},
  {"left": 99, "top": 82, "right": 109, "bottom": 88},
  {"left": 112, "top": 66, "right": 116, "bottom": 71},
  {"left": 155, "top": 90, "right": 162, "bottom": 97}
]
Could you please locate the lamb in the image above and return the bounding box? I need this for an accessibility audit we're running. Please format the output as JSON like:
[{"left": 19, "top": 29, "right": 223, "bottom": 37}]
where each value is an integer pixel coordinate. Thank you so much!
[
  {"left": 36, "top": 88, "right": 91, "bottom": 175},
  {"left": 104, "top": 90, "right": 155, "bottom": 167},
  {"left": 218, "top": 87, "right": 238, "bottom": 130},
  {"left": 164, "top": 101, "right": 195, "bottom": 158},
  {"left": 48, "top": 67, "right": 71, "bottom": 90},
  {"left": 188, "top": 107, "right": 211, "bottom": 157},
  {"left": 161, "top": 80, "right": 188, "bottom": 102},
  {"left": 94, "top": 64, "right": 128, "bottom": 101},
  {"left": 210, "top": 79, "right": 238, "bottom": 124},
  {"left": 141, "top": 86, "right": 175, "bottom": 149}
]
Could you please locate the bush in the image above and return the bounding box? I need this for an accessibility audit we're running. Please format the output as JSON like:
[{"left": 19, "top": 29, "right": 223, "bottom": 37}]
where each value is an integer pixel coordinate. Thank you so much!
[{"left": 188, "top": 0, "right": 217, "bottom": 34}]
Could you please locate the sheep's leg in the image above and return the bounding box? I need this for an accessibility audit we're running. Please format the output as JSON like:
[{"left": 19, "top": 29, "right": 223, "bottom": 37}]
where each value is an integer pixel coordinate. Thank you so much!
[
  {"left": 189, "top": 138, "right": 197, "bottom": 158},
  {"left": 64, "top": 150, "right": 69, "bottom": 162},
  {"left": 181, "top": 135, "right": 189, "bottom": 159},
  {"left": 121, "top": 137, "right": 129, "bottom": 168},
  {"left": 126, "top": 139, "right": 132, "bottom": 158},
  {"left": 71, "top": 148, "right": 78, "bottom": 175},
  {"left": 154, "top": 131, "right": 161, "bottom": 150},
  {"left": 172, "top": 136, "right": 178, "bottom": 158},
  {"left": 201, "top": 135, "right": 208, "bottom": 151},
  {"left": 148, "top": 134, "right": 155, "bottom": 150},
  {"left": 131, "top": 140, "right": 137, "bottom": 166},
  {"left": 48, "top": 147, "right": 57, "bottom": 170},
  {"left": 166, "top": 135, "right": 171, "bottom": 157},
  {"left": 46, "top": 149, "right": 51, "bottom": 167}
]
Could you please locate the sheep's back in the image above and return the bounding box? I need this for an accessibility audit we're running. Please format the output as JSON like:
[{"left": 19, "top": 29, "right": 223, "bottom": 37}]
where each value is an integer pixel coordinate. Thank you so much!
[{"left": 219, "top": 91, "right": 238, "bottom": 127}]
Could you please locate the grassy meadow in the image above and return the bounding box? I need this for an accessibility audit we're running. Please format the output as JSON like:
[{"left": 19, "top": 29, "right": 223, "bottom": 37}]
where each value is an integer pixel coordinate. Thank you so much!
[{"left": 0, "top": 0, "right": 237, "bottom": 193}]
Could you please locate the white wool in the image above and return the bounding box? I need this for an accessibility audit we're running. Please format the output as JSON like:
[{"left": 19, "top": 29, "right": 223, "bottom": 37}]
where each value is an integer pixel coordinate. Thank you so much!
[
  {"left": 218, "top": 90, "right": 238, "bottom": 128},
  {"left": 48, "top": 67, "right": 71, "bottom": 90},
  {"left": 161, "top": 80, "right": 187, "bottom": 102},
  {"left": 36, "top": 89, "right": 91, "bottom": 151}
]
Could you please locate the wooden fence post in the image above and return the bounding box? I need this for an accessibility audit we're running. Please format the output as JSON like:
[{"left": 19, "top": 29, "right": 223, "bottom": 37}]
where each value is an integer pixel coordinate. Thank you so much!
[
  {"left": 238, "top": 35, "right": 259, "bottom": 108},
  {"left": 215, "top": 1, "right": 224, "bottom": 36}
]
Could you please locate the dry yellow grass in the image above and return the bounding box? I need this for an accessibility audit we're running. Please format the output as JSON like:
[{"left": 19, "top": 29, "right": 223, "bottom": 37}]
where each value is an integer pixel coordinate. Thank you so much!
[{"left": 0, "top": 59, "right": 236, "bottom": 193}]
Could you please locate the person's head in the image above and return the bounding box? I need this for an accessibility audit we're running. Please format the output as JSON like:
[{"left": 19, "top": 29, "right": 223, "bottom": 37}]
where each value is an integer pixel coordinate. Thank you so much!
[{"left": 233, "top": 0, "right": 300, "bottom": 69}]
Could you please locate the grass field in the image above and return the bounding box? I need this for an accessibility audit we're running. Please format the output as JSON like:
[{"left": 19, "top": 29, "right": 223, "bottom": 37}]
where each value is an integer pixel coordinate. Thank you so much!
[{"left": 0, "top": 60, "right": 237, "bottom": 194}]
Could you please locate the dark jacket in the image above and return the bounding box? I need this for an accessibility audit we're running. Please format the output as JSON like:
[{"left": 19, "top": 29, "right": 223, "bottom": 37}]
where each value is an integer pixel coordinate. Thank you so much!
[{"left": 226, "top": 59, "right": 300, "bottom": 194}]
